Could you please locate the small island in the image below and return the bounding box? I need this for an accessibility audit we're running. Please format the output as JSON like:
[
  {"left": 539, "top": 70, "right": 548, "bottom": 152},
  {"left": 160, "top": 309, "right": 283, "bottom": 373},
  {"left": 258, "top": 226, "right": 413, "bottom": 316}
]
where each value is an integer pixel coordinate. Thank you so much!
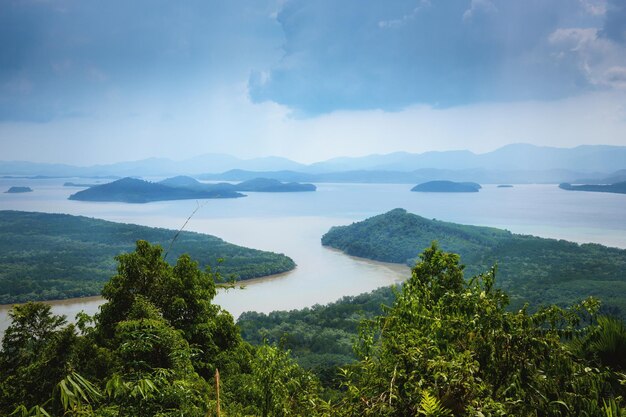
[
  {"left": 160, "top": 176, "right": 316, "bottom": 193},
  {"left": 235, "top": 177, "right": 316, "bottom": 192},
  {"left": 411, "top": 180, "right": 481, "bottom": 193},
  {"left": 4, "top": 186, "right": 33, "bottom": 193},
  {"left": 497, "top": 184, "right": 514, "bottom": 188},
  {"left": 559, "top": 181, "right": 626, "bottom": 195},
  {"left": 64, "top": 182, "right": 105, "bottom": 187}
]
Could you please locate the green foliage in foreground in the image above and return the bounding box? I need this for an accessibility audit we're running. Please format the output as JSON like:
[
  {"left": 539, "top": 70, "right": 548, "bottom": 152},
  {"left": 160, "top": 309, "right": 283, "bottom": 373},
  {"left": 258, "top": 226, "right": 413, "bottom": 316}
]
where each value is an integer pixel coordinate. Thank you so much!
[
  {"left": 0, "top": 211, "right": 295, "bottom": 303},
  {"left": 239, "top": 286, "right": 396, "bottom": 386},
  {"left": 322, "top": 208, "right": 626, "bottom": 316},
  {"left": 2, "top": 242, "right": 626, "bottom": 416}
]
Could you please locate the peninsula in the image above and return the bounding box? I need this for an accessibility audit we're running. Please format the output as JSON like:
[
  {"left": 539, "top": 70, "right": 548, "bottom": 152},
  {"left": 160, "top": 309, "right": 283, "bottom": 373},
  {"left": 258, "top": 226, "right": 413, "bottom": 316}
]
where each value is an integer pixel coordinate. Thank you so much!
[
  {"left": 322, "top": 208, "right": 626, "bottom": 315},
  {"left": 0, "top": 210, "right": 295, "bottom": 303}
]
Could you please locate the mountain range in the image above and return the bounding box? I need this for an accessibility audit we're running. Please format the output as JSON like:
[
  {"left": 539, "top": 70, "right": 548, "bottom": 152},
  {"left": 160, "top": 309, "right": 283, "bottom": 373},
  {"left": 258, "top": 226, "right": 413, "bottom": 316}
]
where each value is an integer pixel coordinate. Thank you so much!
[{"left": 2, "top": 144, "right": 625, "bottom": 183}]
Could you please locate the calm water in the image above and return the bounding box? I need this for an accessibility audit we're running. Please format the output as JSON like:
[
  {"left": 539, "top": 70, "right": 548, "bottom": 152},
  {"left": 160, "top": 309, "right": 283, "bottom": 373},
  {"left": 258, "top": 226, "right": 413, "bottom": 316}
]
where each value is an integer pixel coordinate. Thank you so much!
[{"left": 1, "top": 178, "right": 625, "bottom": 335}]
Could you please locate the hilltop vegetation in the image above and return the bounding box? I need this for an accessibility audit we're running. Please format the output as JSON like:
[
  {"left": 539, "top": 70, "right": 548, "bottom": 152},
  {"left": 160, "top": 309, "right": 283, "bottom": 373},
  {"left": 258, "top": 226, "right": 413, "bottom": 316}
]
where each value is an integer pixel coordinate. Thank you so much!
[
  {"left": 0, "top": 211, "right": 295, "bottom": 303},
  {"left": 322, "top": 208, "right": 626, "bottom": 315},
  {"left": 1, "top": 242, "right": 625, "bottom": 416}
]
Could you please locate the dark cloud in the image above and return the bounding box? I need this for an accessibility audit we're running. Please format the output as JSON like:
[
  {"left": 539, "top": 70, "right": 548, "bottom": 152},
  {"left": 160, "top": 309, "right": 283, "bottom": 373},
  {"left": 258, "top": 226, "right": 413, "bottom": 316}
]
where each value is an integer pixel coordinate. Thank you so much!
[
  {"left": 248, "top": 0, "right": 607, "bottom": 114},
  {"left": 0, "top": 0, "right": 282, "bottom": 121},
  {"left": 602, "top": 0, "right": 626, "bottom": 44}
]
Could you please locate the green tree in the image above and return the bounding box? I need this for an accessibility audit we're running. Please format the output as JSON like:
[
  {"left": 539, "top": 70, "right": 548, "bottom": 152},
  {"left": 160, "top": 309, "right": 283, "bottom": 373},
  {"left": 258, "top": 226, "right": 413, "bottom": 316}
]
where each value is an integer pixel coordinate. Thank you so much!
[
  {"left": 338, "top": 243, "right": 626, "bottom": 416},
  {"left": 96, "top": 240, "right": 240, "bottom": 377}
]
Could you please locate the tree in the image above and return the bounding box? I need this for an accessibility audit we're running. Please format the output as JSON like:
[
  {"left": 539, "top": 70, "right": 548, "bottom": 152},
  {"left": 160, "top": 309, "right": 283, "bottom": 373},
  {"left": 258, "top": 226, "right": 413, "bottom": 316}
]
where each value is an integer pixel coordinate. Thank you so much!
[
  {"left": 96, "top": 240, "right": 240, "bottom": 377},
  {"left": 338, "top": 243, "right": 626, "bottom": 416}
]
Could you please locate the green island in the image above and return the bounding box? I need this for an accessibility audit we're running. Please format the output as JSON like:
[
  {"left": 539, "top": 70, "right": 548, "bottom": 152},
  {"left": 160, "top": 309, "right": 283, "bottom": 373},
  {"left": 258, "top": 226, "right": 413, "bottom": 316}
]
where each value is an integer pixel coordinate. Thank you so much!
[
  {"left": 0, "top": 211, "right": 295, "bottom": 303},
  {"left": 411, "top": 180, "right": 481, "bottom": 192},
  {"left": 2, "top": 242, "right": 625, "bottom": 416},
  {"left": 559, "top": 181, "right": 626, "bottom": 194},
  {"left": 69, "top": 176, "right": 316, "bottom": 203},
  {"left": 4, "top": 186, "right": 33, "bottom": 193},
  {"left": 68, "top": 177, "right": 245, "bottom": 203},
  {"left": 161, "top": 175, "right": 316, "bottom": 192},
  {"left": 321, "top": 208, "right": 626, "bottom": 315}
]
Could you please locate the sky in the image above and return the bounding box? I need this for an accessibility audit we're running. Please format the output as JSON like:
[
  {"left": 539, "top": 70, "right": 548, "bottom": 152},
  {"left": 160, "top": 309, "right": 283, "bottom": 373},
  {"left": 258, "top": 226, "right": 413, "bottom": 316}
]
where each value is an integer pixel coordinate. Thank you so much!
[{"left": 1, "top": 0, "right": 625, "bottom": 165}]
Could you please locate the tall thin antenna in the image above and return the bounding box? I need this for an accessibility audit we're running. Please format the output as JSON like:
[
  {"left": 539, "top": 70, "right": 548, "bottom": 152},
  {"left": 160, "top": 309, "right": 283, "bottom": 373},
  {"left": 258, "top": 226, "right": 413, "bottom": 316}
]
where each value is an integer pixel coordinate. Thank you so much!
[{"left": 164, "top": 200, "right": 206, "bottom": 261}]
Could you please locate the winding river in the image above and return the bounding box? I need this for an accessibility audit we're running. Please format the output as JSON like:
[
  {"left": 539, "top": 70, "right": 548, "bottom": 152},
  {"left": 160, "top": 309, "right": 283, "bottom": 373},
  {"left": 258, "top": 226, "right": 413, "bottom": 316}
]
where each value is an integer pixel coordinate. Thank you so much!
[{"left": 1, "top": 178, "right": 625, "bottom": 335}]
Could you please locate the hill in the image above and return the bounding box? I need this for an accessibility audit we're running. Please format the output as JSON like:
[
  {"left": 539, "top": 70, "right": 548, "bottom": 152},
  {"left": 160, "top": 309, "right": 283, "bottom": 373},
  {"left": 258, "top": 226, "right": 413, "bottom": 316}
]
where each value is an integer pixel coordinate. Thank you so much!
[
  {"left": 321, "top": 208, "right": 626, "bottom": 314},
  {"left": 411, "top": 180, "right": 481, "bottom": 192},
  {"left": 68, "top": 177, "right": 245, "bottom": 203},
  {"left": 0, "top": 211, "right": 295, "bottom": 303}
]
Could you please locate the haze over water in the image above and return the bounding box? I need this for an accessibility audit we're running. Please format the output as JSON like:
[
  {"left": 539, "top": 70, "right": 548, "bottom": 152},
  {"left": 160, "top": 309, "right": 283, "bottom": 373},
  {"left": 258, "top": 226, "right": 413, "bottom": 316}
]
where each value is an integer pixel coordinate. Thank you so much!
[{"left": 1, "top": 178, "right": 625, "bottom": 335}]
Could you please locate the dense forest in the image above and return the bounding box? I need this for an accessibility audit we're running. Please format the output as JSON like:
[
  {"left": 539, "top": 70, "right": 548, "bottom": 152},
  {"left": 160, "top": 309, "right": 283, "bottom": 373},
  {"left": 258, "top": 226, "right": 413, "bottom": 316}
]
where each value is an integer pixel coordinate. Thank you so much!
[
  {"left": 1, "top": 242, "right": 625, "bottom": 416},
  {"left": 322, "top": 208, "right": 626, "bottom": 316},
  {"left": 0, "top": 211, "right": 295, "bottom": 303}
]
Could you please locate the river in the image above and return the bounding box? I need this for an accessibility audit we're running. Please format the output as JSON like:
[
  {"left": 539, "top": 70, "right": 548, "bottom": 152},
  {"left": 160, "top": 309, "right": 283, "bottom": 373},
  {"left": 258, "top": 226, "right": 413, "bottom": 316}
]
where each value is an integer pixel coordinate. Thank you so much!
[{"left": 1, "top": 178, "right": 625, "bottom": 335}]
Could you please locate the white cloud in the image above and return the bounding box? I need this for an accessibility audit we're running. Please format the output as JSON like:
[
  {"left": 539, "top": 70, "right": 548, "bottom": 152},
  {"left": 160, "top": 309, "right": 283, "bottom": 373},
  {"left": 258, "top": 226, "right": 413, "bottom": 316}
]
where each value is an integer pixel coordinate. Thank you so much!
[{"left": 462, "top": 0, "right": 497, "bottom": 22}]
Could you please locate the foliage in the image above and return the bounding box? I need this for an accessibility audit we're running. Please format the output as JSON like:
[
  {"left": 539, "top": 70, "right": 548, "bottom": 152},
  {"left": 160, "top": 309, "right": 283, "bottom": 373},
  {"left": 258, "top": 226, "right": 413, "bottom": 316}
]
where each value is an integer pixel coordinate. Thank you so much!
[
  {"left": 238, "top": 286, "right": 396, "bottom": 386},
  {"left": 0, "top": 210, "right": 295, "bottom": 303},
  {"left": 322, "top": 208, "right": 626, "bottom": 317},
  {"left": 336, "top": 243, "right": 626, "bottom": 416},
  {"left": 2, "top": 241, "right": 626, "bottom": 416},
  {"left": 0, "top": 241, "right": 322, "bottom": 417}
]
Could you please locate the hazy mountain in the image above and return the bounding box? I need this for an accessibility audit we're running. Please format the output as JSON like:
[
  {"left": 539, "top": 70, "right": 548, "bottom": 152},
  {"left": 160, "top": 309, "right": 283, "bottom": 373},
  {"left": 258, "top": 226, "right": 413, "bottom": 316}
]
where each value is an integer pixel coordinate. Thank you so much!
[
  {"left": 306, "top": 144, "right": 626, "bottom": 173},
  {"left": 1, "top": 144, "right": 624, "bottom": 180}
]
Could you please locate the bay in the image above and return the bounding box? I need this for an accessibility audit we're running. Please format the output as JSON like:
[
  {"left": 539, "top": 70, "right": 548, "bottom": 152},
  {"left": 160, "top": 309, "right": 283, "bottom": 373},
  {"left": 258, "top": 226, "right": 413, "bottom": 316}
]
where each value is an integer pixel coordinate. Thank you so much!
[{"left": 1, "top": 178, "right": 625, "bottom": 336}]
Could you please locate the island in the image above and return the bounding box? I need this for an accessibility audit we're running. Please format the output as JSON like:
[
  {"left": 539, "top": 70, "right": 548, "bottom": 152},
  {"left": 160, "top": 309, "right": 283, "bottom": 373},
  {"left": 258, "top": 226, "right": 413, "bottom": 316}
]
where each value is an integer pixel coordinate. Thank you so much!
[
  {"left": 63, "top": 182, "right": 106, "bottom": 187},
  {"left": 321, "top": 208, "right": 626, "bottom": 316},
  {"left": 0, "top": 210, "right": 296, "bottom": 303},
  {"left": 234, "top": 177, "right": 316, "bottom": 192},
  {"left": 4, "top": 186, "right": 33, "bottom": 193},
  {"left": 68, "top": 177, "right": 245, "bottom": 203},
  {"left": 497, "top": 184, "right": 514, "bottom": 188},
  {"left": 411, "top": 180, "right": 481, "bottom": 192},
  {"left": 161, "top": 175, "right": 316, "bottom": 192},
  {"left": 559, "top": 181, "right": 626, "bottom": 194}
]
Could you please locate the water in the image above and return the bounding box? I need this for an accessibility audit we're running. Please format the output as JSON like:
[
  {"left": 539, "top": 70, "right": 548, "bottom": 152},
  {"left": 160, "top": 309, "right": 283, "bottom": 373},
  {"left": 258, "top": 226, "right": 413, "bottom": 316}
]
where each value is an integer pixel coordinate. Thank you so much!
[{"left": 1, "top": 178, "right": 625, "bottom": 335}]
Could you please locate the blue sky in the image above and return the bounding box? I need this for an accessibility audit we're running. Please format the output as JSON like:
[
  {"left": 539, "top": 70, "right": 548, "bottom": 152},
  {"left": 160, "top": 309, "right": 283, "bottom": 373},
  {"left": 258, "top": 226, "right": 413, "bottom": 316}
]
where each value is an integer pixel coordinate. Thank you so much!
[{"left": 1, "top": 0, "right": 625, "bottom": 164}]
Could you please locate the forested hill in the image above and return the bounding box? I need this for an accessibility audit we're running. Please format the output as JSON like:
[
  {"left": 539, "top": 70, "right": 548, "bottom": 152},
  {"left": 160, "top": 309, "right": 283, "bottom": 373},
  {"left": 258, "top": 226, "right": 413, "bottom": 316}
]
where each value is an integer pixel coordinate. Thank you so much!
[
  {"left": 0, "top": 211, "right": 295, "bottom": 303},
  {"left": 322, "top": 208, "right": 626, "bottom": 314}
]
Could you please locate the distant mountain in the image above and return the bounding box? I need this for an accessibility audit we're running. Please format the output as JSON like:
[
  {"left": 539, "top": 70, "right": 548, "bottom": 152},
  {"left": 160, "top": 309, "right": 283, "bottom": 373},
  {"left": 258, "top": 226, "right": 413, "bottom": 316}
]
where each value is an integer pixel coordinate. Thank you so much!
[
  {"left": 200, "top": 168, "right": 600, "bottom": 184},
  {"left": 411, "top": 181, "right": 481, "bottom": 192},
  {"left": 1, "top": 144, "right": 625, "bottom": 180},
  {"left": 573, "top": 169, "right": 626, "bottom": 185},
  {"left": 559, "top": 181, "right": 626, "bottom": 194},
  {"left": 305, "top": 144, "right": 626, "bottom": 173},
  {"left": 68, "top": 177, "right": 245, "bottom": 203}
]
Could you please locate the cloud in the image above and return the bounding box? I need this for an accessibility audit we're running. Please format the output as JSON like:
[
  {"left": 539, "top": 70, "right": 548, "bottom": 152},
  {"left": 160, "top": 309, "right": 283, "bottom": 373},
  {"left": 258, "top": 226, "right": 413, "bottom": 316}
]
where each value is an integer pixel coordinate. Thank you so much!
[
  {"left": 601, "top": 0, "right": 626, "bottom": 43},
  {"left": 462, "top": 0, "right": 497, "bottom": 22},
  {"left": 0, "top": 0, "right": 284, "bottom": 122},
  {"left": 249, "top": 0, "right": 618, "bottom": 114}
]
